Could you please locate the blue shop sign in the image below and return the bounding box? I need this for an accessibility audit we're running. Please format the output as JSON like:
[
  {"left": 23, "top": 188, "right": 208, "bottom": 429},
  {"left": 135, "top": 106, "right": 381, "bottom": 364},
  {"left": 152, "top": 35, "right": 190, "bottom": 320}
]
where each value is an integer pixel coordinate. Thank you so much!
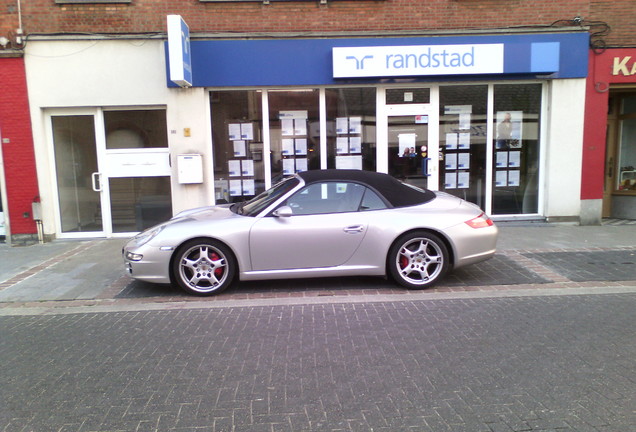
[{"left": 165, "top": 32, "right": 588, "bottom": 87}]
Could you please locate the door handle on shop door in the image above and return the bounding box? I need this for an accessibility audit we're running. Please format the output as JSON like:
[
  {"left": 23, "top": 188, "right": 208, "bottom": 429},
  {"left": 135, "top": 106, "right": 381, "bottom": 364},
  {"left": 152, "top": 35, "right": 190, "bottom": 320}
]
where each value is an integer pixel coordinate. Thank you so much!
[{"left": 91, "top": 172, "right": 102, "bottom": 192}]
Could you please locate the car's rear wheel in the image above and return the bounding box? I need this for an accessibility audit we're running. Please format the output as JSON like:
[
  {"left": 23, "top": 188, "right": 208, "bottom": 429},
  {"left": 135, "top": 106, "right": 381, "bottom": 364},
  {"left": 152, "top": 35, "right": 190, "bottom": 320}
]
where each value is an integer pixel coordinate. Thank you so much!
[
  {"left": 388, "top": 231, "right": 449, "bottom": 289},
  {"left": 172, "top": 239, "right": 236, "bottom": 295}
]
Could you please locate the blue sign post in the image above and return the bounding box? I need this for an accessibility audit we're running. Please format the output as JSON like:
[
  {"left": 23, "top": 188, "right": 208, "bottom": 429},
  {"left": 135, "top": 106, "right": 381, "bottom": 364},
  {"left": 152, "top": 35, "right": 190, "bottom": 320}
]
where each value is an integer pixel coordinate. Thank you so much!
[{"left": 167, "top": 15, "right": 192, "bottom": 87}]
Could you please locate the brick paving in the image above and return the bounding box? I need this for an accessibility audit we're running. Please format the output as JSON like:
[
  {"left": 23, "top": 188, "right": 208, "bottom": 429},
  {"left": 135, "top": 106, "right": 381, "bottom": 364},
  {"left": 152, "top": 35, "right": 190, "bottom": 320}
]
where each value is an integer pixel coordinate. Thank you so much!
[
  {"left": 1, "top": 294, "right": 635, "bottom": 431},
  {"left": 1, "top": 228, "right": 636, "bottom": 431}
]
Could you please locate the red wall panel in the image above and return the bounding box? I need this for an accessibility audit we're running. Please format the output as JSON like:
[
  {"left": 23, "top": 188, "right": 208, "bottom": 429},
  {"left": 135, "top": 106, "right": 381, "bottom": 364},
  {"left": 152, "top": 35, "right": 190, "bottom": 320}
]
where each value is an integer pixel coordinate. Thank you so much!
[{"left": 0, "top": 56, "right": 38, "bottom": 235}]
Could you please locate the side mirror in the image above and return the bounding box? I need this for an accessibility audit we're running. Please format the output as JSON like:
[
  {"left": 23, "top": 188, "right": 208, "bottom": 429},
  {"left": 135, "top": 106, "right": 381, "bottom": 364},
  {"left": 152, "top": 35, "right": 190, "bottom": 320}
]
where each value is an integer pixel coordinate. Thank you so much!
[{"left": 273, "top": 205, "right": 293, "bottom": 218}]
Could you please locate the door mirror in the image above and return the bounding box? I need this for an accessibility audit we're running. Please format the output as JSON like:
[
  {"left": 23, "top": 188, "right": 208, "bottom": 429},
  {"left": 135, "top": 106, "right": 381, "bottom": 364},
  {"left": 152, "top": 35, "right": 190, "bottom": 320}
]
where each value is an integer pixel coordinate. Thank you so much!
[{"left": 273, "top": 205, "right": 293, "bottom": 218}]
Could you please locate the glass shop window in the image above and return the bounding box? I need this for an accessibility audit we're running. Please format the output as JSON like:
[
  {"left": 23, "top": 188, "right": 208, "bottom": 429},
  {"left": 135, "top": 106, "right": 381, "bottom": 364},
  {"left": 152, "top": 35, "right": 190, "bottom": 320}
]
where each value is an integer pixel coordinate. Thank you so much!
[
  {"left": 616, "top": 94, "right": 636, "bottom": 193},
  {"left": 439, "top": 85, "right": 488, "bottom": 209},
  {"left": 110, "top": 177, "right": 172, "bottom": 232},
  {"left": 492, "top": 84, "right": 542, "bottom": 215},
  {"left": 210, "top": 90, "right": 265, "bottom": 203},
  {"left": 325, "top": 88, "right": 377, "bottom": 171},
  {"left": 104, "top": 110, "right": 168, "bottom": 149},
  {"left": 268, "top": 90, "right": 321, "bottom": 183}
]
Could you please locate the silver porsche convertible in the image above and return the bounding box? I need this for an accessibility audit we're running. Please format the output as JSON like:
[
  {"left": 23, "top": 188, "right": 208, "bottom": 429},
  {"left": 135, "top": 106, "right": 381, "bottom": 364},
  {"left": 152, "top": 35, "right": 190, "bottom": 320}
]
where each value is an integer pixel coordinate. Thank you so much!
[{"left": 123, "top": 169, "right": 497, "bottom": 295}]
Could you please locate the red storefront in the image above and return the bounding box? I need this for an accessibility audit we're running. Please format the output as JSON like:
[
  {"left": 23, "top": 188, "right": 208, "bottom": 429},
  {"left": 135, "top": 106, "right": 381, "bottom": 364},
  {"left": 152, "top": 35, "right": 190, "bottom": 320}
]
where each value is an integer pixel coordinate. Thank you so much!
[{"left": 583, "top": 48, "right": 636, "bottom": 222}]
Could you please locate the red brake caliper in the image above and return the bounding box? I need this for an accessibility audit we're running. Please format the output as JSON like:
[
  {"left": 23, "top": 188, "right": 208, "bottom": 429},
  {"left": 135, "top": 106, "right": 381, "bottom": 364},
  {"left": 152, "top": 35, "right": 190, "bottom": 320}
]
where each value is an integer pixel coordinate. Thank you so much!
[{"left": 210, "top": 252, "right": 223, "bottom": 277}]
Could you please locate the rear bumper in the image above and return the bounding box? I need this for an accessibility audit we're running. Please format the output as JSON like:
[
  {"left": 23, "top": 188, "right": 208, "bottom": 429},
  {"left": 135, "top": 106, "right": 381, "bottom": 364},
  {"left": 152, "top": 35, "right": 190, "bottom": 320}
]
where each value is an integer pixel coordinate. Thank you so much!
[{"left": 445, "top": 223, "right": 498, "bottom": 269}]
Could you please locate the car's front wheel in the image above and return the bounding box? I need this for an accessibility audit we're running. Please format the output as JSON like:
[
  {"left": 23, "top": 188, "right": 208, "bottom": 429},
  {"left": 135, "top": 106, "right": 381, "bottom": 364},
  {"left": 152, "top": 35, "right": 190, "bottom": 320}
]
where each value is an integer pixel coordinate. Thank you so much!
[
  {"left": 388, "top": 231, "right": 449, "bottom": 289},
  {"left": 172, "top": 239, "right": 236, "bottom": 295}
]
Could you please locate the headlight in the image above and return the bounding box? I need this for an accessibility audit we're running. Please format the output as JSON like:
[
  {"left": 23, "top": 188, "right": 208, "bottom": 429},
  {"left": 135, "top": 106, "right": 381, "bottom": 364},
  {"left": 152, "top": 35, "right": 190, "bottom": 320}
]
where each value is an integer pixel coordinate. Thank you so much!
[{"left": 129, "top": 225, "right": 165, "bottom": 248}]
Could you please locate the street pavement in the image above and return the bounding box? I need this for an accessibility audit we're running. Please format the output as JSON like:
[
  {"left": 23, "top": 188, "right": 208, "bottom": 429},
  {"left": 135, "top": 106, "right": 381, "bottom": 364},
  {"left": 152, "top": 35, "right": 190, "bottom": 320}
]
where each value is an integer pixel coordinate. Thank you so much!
[{"left": 1, "top": 223, "right": 635, "bottom": 431}]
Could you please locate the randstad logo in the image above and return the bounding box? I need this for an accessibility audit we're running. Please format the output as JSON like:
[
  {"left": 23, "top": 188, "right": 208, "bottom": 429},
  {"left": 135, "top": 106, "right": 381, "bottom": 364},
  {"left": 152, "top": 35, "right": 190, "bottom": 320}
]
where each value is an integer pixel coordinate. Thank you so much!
[
  {"left": 386, "top": 46, "right": 475, "bottom": 69},
  {"left": 333, "top": 44, "right": 504, "bottom": 78}
]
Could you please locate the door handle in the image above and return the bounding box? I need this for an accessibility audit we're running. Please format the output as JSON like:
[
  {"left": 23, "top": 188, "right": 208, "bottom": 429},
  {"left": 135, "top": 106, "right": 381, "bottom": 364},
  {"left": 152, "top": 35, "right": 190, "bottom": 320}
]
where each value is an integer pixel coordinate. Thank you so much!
[
  {"left": 91, "top": 172, "right": 102, "bottom": 192},
  {"left": 344, "top": 225, "right": 364, "bottom": 233}
]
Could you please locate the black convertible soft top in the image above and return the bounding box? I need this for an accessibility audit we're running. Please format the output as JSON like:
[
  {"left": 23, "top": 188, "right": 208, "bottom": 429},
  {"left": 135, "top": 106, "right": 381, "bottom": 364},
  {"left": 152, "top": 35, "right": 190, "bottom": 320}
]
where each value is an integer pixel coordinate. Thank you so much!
[{"left": 298, "top": 169, "right": 436, "bottom": 208}]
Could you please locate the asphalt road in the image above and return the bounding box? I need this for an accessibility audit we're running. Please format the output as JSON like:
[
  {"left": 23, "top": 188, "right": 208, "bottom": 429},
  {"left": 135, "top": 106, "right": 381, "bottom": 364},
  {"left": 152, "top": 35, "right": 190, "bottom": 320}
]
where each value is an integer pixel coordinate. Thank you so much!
[{"left": 2, "top": 292, "right": 635, "bottom": 432}]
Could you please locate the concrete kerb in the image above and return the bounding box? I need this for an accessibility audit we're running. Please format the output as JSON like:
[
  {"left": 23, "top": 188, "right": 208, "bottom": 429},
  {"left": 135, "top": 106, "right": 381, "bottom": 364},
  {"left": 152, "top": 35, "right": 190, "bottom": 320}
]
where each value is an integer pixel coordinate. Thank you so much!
[{"left": 2, "top": 285, "right": 636, "bottom": 317}]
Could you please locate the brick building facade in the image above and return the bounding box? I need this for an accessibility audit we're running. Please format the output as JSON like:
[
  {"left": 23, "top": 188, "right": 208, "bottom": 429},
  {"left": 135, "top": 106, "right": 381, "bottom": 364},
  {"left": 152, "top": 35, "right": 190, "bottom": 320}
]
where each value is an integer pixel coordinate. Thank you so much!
[{"left": 0, "top": 0, "right": 635, "bottom": 243}]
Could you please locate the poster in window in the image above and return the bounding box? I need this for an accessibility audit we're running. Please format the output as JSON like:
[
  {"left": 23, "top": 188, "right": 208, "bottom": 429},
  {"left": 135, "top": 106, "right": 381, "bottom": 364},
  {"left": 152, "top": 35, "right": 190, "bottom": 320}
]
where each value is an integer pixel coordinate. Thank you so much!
[
  {"left": 282, "top": 139, "right": 294, "bottom": 155},
  {"left": 415, "top": 115, "right": 428, "bottom": 124},
  {"left": 336, "top": 155, "right": 362, "bottom": 170},
  {"left": 336, "top": 137, "right": 349, "bottom": 154},
  {"left": 294, "top": 119, "right": 307, "bottom": 136},
  {"left": 458, "top": 172, "right": 470, "bottom": 189},
  {"left": 458, "top": 153, "right": 470, "bottom": 169},
  {"left": 336, "top": 117, "right": 348, "bottom": 134},
  {"left": 459, "top": 113, "right": 471, "bottom": 130},
  {"left": 295, "top": 138, "right": 307, "bottom": 156},
  {"left": 241, "top": 159, "right": 254, "bottom": 177},
  {"left": 508, "top": 170, "right": 520, "bottom": 187},
  {"left": 228, "top": 123, "right": 241, "bottom": 141},
  {"left": 445, "top": 153, "right": 457, "bottom": 170},
  {"left": 398, "top": 133, "right": 417, "bottom": 157},
  {"left": 281, "top": 119, "right": 294, "bottom": 136},
  {"left": 283, "top": 159, "right": 295, "bottom": 175},
  {"left": 495, "top": 171, "right": 508, "bottom": 187},
  {"left": 458, "top": 133, "right": 471, "bottom": 150},
  {"left": 240, "top": 123, "right": 254, "bottom": 140},
  {"left": 496, "top": 152, "right": 508, "bottom": 168},
  {"left": 295, "top": 158, "right": 308, "bottom": 172},
  {"left": 233, "top": 140, "right": 247, "bottom": 157},
  {"left": 446, "top": 133, "right": 458, "bottom": 150},
  {"left": 243, "top": 179, "right": 255, "bottom": 196},
  {"left": 445, "top": 172, "right": 457, "bottom": 189},
  {"left": 349, "top": 117, "right": 362, "bottom": 134},
  {"left": 496, "top": 111, "right": 523, "bottom": 149},
  {"left": 349, "top": 136, "right": 362, "bottom": 154},
  {"left": 228, "top": 160, "right": 241, "bottom": 177},
  {"left": 508, "top": 151, "right": 521, "bottom": 168},
  {"left": 229, "top": 180, "right": 242, "bottom": 196}
]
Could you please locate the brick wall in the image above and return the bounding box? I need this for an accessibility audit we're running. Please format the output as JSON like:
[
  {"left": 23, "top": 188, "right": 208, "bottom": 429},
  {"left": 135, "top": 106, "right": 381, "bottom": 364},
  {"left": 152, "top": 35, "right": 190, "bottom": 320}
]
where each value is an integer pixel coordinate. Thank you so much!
[
  {"left": 2, "top": 0, "right": 592, "bottom": 36},
  {"left": 0, "top": 56, "right": 39, "bottom": 237},
  {"left": 1, "top": 1, "right": 633, "bottom": 46}
]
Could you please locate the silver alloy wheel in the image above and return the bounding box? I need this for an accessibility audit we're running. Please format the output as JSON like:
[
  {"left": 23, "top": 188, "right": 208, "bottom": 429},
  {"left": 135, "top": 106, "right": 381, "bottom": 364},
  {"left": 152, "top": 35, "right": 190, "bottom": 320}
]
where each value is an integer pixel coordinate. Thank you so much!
[
  {"left": 174, "top": 240, "right": 234, "bottom": 294},
  {"left": 389, "top": 232, "right": 448, "bottom": 289}
]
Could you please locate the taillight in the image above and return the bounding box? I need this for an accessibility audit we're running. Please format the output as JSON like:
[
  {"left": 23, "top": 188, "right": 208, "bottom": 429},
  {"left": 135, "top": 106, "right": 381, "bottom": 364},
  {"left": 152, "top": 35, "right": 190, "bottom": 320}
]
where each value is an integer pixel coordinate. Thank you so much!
[{"left": 465, "top": 213, "right": 494, "bottom": 229}]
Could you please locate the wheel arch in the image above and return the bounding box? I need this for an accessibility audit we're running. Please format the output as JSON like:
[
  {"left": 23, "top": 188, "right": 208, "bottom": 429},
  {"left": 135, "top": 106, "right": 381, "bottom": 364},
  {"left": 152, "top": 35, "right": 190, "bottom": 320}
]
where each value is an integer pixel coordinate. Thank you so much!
[
  {"left": 168, "top": 236, "right": 241, "bottom": 285},
  {"left": 385, "top": 228, "right": 456, "bottom": 275}
]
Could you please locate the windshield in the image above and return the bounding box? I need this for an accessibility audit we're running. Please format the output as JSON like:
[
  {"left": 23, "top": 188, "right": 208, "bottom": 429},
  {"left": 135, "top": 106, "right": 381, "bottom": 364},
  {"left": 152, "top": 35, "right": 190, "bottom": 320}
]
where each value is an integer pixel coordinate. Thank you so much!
[{"left": 234, "top": 176, "right": 300, "bottom": 216}]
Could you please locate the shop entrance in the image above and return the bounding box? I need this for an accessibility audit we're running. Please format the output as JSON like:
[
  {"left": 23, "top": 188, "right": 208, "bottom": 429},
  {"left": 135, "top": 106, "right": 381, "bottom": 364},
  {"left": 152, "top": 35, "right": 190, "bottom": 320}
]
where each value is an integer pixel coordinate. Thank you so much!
[
  {"left": 379, "top": 84, "right": 543, "bottom": 216},
  {"left": 48, "top": 108, "right": 172, "bottom": 238},
  {"left": 603, "top": 91, "right": 636, "bottom": 219},
  {"left": 386, "top": 106, "right": 438, "bottom": 191}
]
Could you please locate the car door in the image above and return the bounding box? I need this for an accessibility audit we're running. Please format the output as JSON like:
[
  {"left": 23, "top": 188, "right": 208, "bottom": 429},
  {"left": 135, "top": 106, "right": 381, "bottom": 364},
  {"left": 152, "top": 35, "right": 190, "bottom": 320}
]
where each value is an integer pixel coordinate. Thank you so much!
[{"left": 249, "top": 181, "right": 369, "bottom": 271}]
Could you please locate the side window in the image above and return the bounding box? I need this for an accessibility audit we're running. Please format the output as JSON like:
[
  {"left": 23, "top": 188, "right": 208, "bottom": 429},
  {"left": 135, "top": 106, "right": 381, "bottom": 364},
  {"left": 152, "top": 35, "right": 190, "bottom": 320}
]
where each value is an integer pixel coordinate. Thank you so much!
[
  {"left": 360, "top": 189, "right": 388, "bottom": 211},
  {"left": 285, "top": 182, "right": 366, "bottom": 215}
]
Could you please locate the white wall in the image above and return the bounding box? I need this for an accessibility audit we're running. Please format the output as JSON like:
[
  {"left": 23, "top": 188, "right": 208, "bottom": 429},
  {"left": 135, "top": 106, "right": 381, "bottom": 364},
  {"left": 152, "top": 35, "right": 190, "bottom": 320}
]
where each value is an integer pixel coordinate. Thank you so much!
[
  {"left": 166, "top": 87, "right": 216, "bottom": 214},
  {"left": 542, "top": 79, "right": 586, "bottom": 219},
  {"left": 25, "top": 39, "right": 213, "bottom": 236}
]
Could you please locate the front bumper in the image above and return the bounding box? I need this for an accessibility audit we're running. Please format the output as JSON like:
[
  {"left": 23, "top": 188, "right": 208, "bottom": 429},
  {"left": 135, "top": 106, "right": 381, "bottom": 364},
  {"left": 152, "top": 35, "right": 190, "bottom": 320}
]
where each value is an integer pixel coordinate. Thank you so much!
[{"left": 122, "top": 243, "right": 173, "bottom": 284}]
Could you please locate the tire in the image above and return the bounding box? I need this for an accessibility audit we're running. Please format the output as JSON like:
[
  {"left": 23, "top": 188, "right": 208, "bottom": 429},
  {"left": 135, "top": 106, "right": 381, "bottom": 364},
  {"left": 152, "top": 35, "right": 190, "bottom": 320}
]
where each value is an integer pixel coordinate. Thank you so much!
[
  {"left": 171, "top": 239, "right": 236, "bottom": 295},
  {"left": 388, "top": 231, "right": 449, "bottom": 290}
]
